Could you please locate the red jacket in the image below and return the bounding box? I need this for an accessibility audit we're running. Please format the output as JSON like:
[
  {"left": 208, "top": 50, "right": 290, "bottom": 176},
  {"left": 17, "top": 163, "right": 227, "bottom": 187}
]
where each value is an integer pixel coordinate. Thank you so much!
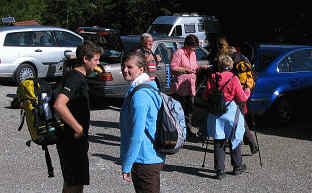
[{"left": 202, "top": 71, "right": 250, "bottom": 113}]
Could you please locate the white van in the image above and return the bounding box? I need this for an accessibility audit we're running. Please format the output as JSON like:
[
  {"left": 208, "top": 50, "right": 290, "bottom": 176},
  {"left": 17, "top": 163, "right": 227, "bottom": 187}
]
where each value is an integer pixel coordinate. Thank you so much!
[{"left": 147, "top": 15, "right": 221, "bottom": 47}]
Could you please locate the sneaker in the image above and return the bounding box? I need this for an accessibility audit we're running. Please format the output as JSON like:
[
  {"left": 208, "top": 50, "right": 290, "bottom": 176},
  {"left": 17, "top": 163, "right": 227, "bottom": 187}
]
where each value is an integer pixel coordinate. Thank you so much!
[
  {"left": 233, "top": 164, "right": 247, "bottom": 175},
  {"left": 216, "top": 170, "right": 226, "bottom": 180}
]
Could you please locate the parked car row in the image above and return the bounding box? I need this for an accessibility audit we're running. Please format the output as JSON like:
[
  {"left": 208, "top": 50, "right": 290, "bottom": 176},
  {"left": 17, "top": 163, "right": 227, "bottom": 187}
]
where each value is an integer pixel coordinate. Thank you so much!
[
  {"left": 2, "top": 25, "right": 312, "bottom": 126},
  {"left": 75, "top": 27, "right": 210, "bottom": 98},
  {"left": 0, "top": 25, "right": 83, "bottom": 84}
]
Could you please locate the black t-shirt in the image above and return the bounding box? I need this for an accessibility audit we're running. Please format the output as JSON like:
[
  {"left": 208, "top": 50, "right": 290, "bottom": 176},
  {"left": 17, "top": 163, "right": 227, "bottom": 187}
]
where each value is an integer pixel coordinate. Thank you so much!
[{"left": 60, "top": 70, "right": 90, "bottom": 143}]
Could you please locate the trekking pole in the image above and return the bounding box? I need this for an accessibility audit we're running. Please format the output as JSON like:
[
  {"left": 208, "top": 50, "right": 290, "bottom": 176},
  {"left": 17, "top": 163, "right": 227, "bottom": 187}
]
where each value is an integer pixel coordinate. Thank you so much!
[
  {"left": 201, "top": 140, "right": 209, "bottom": 168},
  {"left": 251, "top": 115, "right": 263, "bottom": 168}
]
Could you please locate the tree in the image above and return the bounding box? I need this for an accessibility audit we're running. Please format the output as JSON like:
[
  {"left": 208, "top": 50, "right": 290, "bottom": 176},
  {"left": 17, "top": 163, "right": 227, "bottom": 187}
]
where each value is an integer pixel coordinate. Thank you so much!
[{"left": 0, "top": 0, "right": 46, "bottom": 24}]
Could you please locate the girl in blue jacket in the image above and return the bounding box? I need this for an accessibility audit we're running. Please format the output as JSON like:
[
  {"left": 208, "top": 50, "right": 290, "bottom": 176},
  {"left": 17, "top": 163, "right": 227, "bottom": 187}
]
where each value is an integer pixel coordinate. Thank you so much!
[{"left": 120, "top": 52, "right": 165, "bottom": 193}]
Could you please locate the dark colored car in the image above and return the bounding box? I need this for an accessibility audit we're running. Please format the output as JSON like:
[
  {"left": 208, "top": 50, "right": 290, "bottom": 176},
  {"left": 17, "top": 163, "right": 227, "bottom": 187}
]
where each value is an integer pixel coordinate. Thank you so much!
[
  {"left": 76, "top": 27, "right": 210, "bottom": 98},
  {"left": 247, "top": 44, "right": 312, "bottom": 125}
]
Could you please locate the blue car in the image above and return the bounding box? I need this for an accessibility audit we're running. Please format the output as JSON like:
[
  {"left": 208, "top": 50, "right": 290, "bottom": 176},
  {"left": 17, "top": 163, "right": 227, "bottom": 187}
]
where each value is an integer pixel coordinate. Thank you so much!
[{"left": 247, "top": 44, "right": 312, "bottom": 125}]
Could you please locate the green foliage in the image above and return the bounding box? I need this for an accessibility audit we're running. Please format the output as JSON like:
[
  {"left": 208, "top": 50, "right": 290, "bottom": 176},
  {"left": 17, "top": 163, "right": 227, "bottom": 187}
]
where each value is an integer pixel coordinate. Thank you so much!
[
  {"left": 0, "top": 0, "right": 182, "bottom": 35},
  {"left": 0, "top": 0, "right": 46, "bottom": 24}
]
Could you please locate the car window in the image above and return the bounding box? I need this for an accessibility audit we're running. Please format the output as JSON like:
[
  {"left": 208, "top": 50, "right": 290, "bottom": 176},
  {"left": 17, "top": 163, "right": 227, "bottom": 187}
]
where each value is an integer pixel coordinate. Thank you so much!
[
  {"left": 148, "top": 24, "right": 173, "bottom": 36},
  {"left": 4, "top": 32, "right": 33, "bottom": 46},
  {"left": 196, "top": 47, "right": 208, "bottom": 60},
  {"left": 172, "top": 25, "right": 182, "bottom": 36},
  {"left": 257, "top": 49, "right": 284, "bottom": 72},
  {"left": 171, "top": 42, "right": 208, "bottom": 61},
  {"left": 155, "top": 42, "right": 177, "bottom": 64},
  {"left": 280, "top": 49, "right": 312, "bottom": 72},
  {"left": 54, "top": 31, "right": 82, "bottom": 47},
  {"left": 33, "top": 31, "right": 56, "bottom": 46},
  {"left": 80, "top": 32, "right": 122, "bottom": 64},
  {"left": 198, "top": 23, "right": 205, "bottom": 32},
  {"left": 184, "top": 24, "right": 196, "bottom": 33}
]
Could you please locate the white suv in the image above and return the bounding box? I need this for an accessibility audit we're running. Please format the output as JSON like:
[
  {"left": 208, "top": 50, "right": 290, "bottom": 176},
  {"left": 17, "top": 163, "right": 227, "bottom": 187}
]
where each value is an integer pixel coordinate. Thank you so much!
[{"left": 0, "top": 25, "right": 83, "bottom": 83}]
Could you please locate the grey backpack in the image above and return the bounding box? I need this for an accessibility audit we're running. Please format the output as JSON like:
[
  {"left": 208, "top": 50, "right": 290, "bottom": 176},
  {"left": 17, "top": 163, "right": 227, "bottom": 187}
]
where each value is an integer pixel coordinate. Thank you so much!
[{"left": 128, "top": 83, "right": 186, "bottom": 155}]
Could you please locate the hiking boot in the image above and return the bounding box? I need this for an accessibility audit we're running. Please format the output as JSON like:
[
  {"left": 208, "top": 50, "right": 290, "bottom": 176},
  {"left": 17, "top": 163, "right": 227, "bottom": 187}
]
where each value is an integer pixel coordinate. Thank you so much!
[
  {"left": 216, "top": 170, "right": 226, "bottom": 180},
  {"left": 233, "top": 164, "right": 247, "bottom": 175}
]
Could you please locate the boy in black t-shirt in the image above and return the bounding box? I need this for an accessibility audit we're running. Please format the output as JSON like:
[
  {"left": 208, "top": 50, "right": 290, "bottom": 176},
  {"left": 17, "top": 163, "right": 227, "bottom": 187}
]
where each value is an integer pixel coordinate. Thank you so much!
[{"left": 54, "top": 40, "right": 103, "bottom": 193}]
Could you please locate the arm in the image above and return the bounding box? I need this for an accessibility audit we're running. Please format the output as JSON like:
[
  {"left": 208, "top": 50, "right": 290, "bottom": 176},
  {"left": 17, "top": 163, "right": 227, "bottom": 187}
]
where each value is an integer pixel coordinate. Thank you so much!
[
  {"left": 233, "top": 77, "right": 251, "bottom": 103},
  {"left": 122, "top": 92, "right": 149, "bottom": 174},
  {"left": 53, "top": 93, "right": 83, "bottom": 138},
  {"left": 170, "top": 50, "right": 192, "bottom": 73},
  {"left": 202, "top": 76, "right": 214, "bottom": 100}
]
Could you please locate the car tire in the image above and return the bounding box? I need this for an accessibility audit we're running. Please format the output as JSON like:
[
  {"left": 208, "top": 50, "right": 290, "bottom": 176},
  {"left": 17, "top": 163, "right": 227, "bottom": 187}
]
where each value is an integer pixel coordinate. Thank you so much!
[
  {"left": 15, "top": 63, "right": 36, "bottom": 84},
  {"left": 271, "top": 97, "right": 294, "bottom": 125}
]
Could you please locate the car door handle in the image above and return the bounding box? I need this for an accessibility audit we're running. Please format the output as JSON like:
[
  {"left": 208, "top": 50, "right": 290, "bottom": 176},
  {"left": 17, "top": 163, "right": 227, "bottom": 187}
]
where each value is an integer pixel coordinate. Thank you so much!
[
  {"left": 35, "top": 49, "right": 42, "bottom": 52},
  {"left": 64, "top": 50, "right": 72, "bottom": 53}
]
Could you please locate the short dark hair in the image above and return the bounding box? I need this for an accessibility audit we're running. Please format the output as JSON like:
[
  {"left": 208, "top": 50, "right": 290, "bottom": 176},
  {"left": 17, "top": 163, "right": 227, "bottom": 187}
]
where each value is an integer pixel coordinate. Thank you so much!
[
  {"left": 76, "top": 40, "right": 103, "bottom": 64},
  {"left": 184, "top": 34, "right": 199, "bottom": 47}
]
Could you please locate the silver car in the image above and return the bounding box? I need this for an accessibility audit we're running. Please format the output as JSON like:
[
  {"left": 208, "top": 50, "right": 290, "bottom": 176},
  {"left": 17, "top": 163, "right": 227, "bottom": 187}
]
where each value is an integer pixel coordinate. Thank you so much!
[
  {"left": 85, "top": 33, "right": 210, "bottom": 98},
  {"left": 0, "top": 25, "right": 83, "bottom": 83}
]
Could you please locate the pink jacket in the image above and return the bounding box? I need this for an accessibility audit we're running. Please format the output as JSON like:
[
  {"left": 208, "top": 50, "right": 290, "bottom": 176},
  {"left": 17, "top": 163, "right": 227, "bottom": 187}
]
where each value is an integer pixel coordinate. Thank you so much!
[
  {"left": 203, "top": 71, "right": 250, "bottom": 112},
  {"left": 170, "top": 48, "right": 199, "bottom": 96}
]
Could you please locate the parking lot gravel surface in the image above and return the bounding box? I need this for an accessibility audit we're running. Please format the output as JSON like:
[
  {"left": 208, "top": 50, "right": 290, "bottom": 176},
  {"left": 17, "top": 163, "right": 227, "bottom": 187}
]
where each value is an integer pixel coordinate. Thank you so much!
[{"left": 0, "top": 82, "right": 312, "bottom": 193}]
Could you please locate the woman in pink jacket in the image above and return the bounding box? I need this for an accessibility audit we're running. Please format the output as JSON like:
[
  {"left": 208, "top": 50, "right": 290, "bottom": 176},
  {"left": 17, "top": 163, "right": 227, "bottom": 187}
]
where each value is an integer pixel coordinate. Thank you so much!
[
  {"left": 203, "top": 55, "right": 250, "bottom": 180},
  {"left": 170, "top": 34, "right": 207, "bottom": 138}
]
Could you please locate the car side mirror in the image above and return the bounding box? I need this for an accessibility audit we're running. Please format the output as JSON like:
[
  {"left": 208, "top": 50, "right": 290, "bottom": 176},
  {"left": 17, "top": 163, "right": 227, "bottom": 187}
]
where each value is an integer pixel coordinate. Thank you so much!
[{"left": 64, "top": 50, "right": 76, "bottom": 60}]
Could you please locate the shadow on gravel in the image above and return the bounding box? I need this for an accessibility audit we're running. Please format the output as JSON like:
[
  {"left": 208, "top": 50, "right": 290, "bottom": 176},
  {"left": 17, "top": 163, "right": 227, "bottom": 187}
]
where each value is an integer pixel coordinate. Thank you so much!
[
  {"left": 254, "top": 113, "right": 312, "bottom": 141},
  {"left": 92, "top": 153, "right": 121, "bottom": 165},
  {"left": 89, "top": 133, "right": 120, "bottom": 146},
  {"left": 0, "top": 78, "right": 16, "bottom": 86},
  {"left": 163, "top": 164, "right": 216, "bottom": 179},
  {"left": 90, "top": 120, "right": 119, "bottom": 129},
  {"left": 90, "top": 96, "right": 123, "bottom": 110},
  {"left": 182, "top": 143, "right": 214, "bottom": 153}
]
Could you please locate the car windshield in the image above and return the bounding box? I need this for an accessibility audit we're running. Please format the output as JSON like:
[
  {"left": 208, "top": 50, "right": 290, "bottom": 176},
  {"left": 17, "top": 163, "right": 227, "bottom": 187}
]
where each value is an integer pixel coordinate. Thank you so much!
[
  {"left": 148, "top": 24, "right": 173, "bottom": 36},
  {"left": 80, "top": 32, "right": 122, "bottom": 64},
  {"left": 257, "top": 48, "right": 285, "bottom": 72},
  {"left": 177, "top": 42, "right": 208, "bottom": 60}
]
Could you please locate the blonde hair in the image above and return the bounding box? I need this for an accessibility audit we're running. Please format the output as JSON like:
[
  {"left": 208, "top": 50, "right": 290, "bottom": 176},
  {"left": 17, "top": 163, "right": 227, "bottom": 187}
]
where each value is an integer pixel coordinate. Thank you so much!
[{"left": 218, "top": 55, "right": 233, "bottom": 71}]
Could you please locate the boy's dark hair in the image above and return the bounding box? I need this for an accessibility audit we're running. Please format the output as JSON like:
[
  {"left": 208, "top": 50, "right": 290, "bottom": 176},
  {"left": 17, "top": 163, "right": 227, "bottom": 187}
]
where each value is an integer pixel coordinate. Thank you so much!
[
  {"left": 184, "top": 34, "right": 199, "bottom": 47},
  {"left": 76, "top": 40, "right": 103, "bottom": 64}
]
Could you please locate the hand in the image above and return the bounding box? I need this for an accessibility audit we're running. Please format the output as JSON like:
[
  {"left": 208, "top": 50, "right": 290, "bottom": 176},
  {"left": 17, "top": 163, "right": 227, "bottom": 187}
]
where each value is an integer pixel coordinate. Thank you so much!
[
  {"left": 74, "top": 127, "right": 83, "bottom": 139},
  {"left": 185, "top": 68, "right": 193, "bottom": 74},
  {"left": 122, "top": 172, "right": 132, "bottom": 182},
  {"left": 244, "top": 87, "right": 250, "bottom": 92},
  {"left": 156, "top": 54, "right": 161, "bottom": 62}
]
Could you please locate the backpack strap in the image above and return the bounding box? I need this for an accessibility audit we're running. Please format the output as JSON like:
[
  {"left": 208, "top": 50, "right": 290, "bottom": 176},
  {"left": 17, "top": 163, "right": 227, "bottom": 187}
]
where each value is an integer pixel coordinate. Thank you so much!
[
  {"left": 230, "top": 105, "right": 240, "bottom": 141},
  {"left": 127, "top": 83, "right": 160, "bottom": 147},
  {"left": 127, "top": 83, "right": 159, "bottom": 102},
  {"left": 17, "top": 109, "right": 26, "bottom": 131},
  {"left": 42, "top": 145, "right": 54, "bottom": 177},
  {"left": 220, "top": 75, "right": 234, "bottom": 91}
]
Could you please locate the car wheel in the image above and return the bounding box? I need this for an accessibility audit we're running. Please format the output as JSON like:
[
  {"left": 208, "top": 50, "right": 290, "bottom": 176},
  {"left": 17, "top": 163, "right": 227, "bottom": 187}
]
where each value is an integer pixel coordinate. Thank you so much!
[
  {"left": 272, "top": 97, "right": 294, "bottom": 125},
  {"left": 15, "top": 63, "right": 36, "bottom": 84}
]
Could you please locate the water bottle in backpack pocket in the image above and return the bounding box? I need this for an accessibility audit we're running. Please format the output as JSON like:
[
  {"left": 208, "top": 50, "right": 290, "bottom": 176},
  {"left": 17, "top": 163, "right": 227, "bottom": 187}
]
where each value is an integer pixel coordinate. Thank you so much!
[{"left": 16, "top": 78, "right": 65, "bottom": 177}]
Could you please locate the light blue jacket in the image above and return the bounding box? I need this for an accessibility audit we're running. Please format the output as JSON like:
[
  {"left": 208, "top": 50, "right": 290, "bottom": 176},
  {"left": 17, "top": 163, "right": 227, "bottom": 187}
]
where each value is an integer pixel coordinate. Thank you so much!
[
  {"left": 120, "top": 81, "right": 165, "bottom": 173},
  {"left": 207, "top": 101, "right": 245, "bottom": 150}
]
